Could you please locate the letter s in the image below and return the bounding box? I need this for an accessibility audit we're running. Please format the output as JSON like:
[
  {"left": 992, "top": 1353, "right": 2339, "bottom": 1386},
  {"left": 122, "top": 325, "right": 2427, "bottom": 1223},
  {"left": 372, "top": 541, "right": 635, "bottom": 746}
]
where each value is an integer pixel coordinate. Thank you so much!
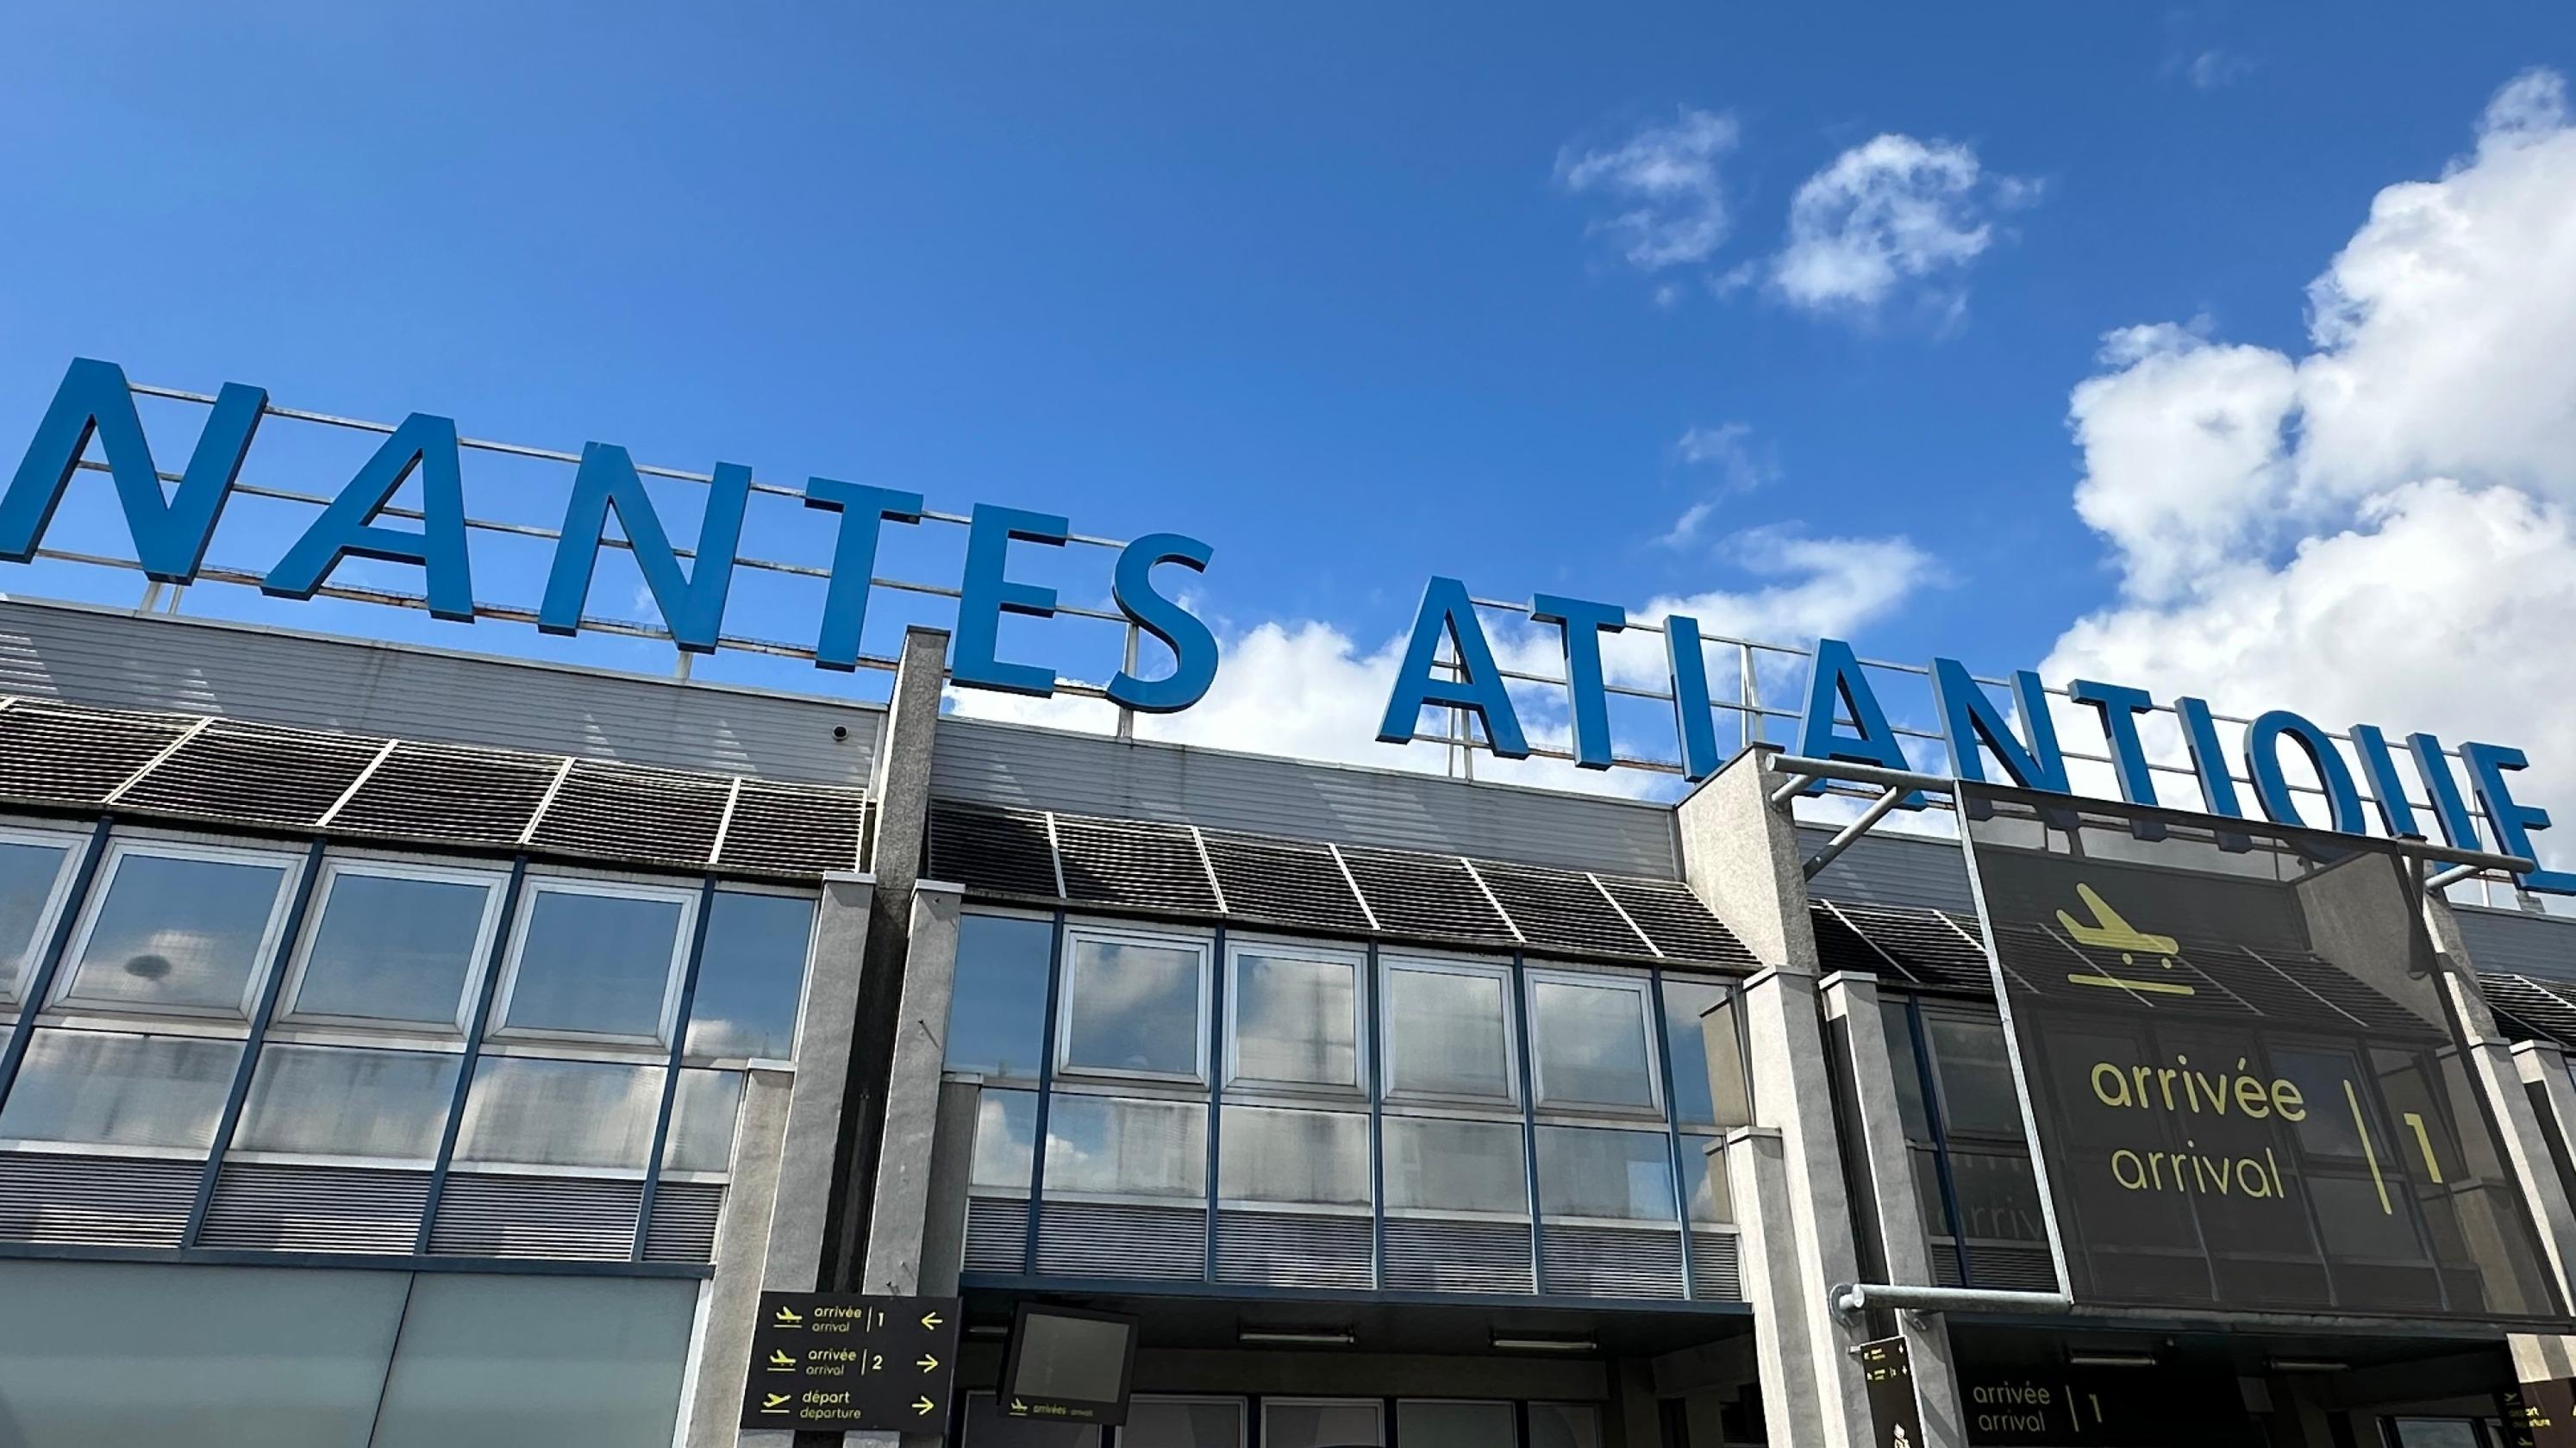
[{"left": 1108, "top": 532, "right": 1220, "bottom": 713}]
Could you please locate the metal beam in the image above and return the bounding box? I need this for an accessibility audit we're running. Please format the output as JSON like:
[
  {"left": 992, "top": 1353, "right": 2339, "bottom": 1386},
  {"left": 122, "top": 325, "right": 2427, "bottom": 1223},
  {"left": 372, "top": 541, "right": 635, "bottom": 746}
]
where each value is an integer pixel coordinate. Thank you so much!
[
  {"left": 1801, "top": 784, "right": 1910, "bottom": 879},
  {"left": 1831, "top": 1282, "right": 2071, "bottom": 1319}
]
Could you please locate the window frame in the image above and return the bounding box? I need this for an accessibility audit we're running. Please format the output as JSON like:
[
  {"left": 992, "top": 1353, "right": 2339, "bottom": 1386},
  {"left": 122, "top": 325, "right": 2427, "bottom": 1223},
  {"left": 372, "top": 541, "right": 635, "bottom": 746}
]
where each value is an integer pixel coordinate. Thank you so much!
[
  {"left": 1222, "top": 934, "right": 1368, "bottom": 1098},
  {"left": 1052, "top": 921, "right": 1214, "bottom": 1086},
  {"left": 1376, "top": 952, "right": 1520, "bottom": 1108},
  {"left": 271, "top": 856, "right": 511, "bottom": 1036},
  {"left": 1523, "top": 964, "right": 1665, "bottom": 1119},
  {"left": 0, "top": 821, "right": 89, "bottom": 1008},
  {"left": 487, "top": 874, "right": 701, "bottom": 1050},
  {"left": 48, "top": 836, "right": 305, "bottom": 1022},
  {"left": 222, "top": 1040, "right": 466, "bottom": 1171}
]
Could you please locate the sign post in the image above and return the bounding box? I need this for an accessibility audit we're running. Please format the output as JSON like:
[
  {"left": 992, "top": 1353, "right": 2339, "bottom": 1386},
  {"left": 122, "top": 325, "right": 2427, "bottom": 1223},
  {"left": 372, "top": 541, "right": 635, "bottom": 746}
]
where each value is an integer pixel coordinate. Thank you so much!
[{"left": 738, "top": 1292, "right": 960, "bottom": 1434}]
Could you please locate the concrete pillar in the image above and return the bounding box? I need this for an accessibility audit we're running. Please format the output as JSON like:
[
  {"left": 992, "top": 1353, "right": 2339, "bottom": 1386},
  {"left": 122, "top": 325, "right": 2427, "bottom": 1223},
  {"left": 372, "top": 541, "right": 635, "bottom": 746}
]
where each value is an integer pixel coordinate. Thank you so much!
[
  {"left": 825, "top": 625, "right": 951, "bottom": 1292},
  {"left": 2514, "top": 1039, "right": 2576, "bottom": 1212},
  {"left": 1821, "top": 972, "right": 1966, "bottom": 1447},
  {"left": 860, "top": 883, "right": 963, "bottom": 1296},
  {"left": 685, "top": 871, "right": 876, "bottom": 1448},
  {"left": 2423, "top": 896, "right": 2576, "bottom": 1307},
  {"left": 682, "top": 1068, "right": 795, "bottom": 1448},
  {"left": 1682, "top": 746, "right": 1873, "bottom": 1448}
]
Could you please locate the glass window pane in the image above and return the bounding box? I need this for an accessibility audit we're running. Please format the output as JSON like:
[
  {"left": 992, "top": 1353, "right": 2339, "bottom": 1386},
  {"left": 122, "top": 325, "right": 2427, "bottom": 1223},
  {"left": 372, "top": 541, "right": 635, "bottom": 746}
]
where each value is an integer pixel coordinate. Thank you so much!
[
  {"left": 1538, "top": 1125, "right": 1676, "bottom": 1222},
  {"left": 1529, "top": 1403, "right": 1604, "bottom": 1448},
  {"left": 0, "top": 1028, "right": 240, "bottom": 1148},
  {"left": 1263, "top": 1401, "right": 1383, "bottom": 1448},
  {"left": 946, "top": 914, "right": 1056, "bottom": 1081},
  {"left": 368, "top": 1273, "right": 698, "bottom": 1448},
  {"left": 685, "top": 893, "right": 811, "bottom": 1059},
  {"left": 1042, "top": 1095, "right": 1205, "bottom": 1198},
  {"left": 234, "top": 1044, "right": 459, "bottom": 1159},
  {"left": 291, "top": 871, "right": 492, "bottom": 1027},
  {"left": 66, "top": 852, "right": 289, "bottom": 1014},
  {"left": 1232, "top": 951, "right": 1358, "bottom": 1089},
  {"left": 453, "top": 1057, "right": 662, "bottom": 1170},
  {"left": 0, "top": 1259, "right": 412, "bottom": 1448},
  {"left": 1882, "top": 1000, "right": 1932, "bottom": 1142},
  {"left": 1948, "top": 1148, "right": 2046, "bottom": 1245},
  {"left": 1061, "top": 936, "right": 1203, "bottom": 1078},
  {"left": 1397, "top": 1401, "right": 1516, "bottom": 1448},
  {"left": 1219, "top": 1106, "right": 1370, "bottom": 1207},
  {"left": 1924, "top": 1014, "right": 2024, "bottom": 1138},
  {"left": 972, "top": 1089, "right": 1040, "bottom": 1194},
  {"left": 662, "top": 1068, "right": 742, "bottom": 1174},
  {"left": 1384, "top": 966, "right": 1512, "bottom": 1101},
  {"left": 1382, "top": 1115, "right": 1526, "bottom": 1216},
  {"left": 1532, "top": 976, "right": 1656, "bottom": 1111},
  {"left": 0, "top": 839, "right": 70, "bottom": 1001},
  {"left": 1684, "top": 1134, "right": 1733, "bottom": 1225},
  {"left": 1122, "top": 1397, "right": 1246, "bottom": 1448},
  {"left": 501, "top": 889, "right": 685, "bottom": 1040},
  {"left": 1666, "top": 980, "right": 1750, "bottom": 1129}
]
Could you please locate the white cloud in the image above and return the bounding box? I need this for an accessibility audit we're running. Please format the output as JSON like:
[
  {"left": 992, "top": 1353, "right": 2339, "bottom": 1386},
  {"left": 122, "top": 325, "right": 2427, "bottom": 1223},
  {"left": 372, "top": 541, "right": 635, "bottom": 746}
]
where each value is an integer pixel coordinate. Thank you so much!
[
  {"left": 2045, "top": 68, "right": 2576, "bottom": 886},
  {"left": 1769, "top": 134, "right": 2036, "bottom": 316},
  {"left": 1556, "top": 107, "right": 1741, "bottom": 272},
  {"left": 947, "top": 527, "right": 1935, "bottom": 800},
  {"left": 1658, "top": 422, "right": 1777, "bottom": 547},
  {"left": 2183, "top": 49, "right": 2253, "bottom": 90}
]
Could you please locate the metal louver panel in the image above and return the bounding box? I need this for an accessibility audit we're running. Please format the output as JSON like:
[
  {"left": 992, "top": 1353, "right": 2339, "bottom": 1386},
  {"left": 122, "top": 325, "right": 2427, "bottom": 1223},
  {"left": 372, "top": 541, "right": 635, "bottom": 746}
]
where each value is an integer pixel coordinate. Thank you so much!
[
  {"left": 1966, "top": 1245, "right": 2060, "bottom": 1292},
  {"left": 1476, "top": 859, "right": 1655, "bottom": 958},
  {"left": 2478, "top": 973, "right": 2576, "bottom": 1047},
  {"left": 1598, "top": 877, "right": 1758, "bottom": 969},
  {"left": 0, "top": 704, "right": 191, "bottom": 804},
  {"left": 118, "top": 720, "right": 384, "bottom": 827},
  {"left": 1202, "top": 832, "right": 1373, "bottom": 935},
  {"left": 0, "top": 1152, "right": 198, "bottom": 1246},
  {"left": 927, "top": 803, "right": 1059, "bottom": 897},
  {"left": 1034, "top": 1201, "right": 1207, "bottom": 1280},
  {"left": 1338, "top": 849, "right": 1518, "bottom": 946},
  {"left": 1810, "top": 901, "right": 1900, "bottom": 978},
  {"left": 643, "top": 1180, "right": 726, "bottom": 1264},
  {"left": 1688, "top": 1230, "right": 1743, "bottom": 1300},
  {"left": 197, "top": 1163, "right": 429, "bottom": 1254},
  {"left": 717, "top": 781, "right": 864, "bottom": 875},
  {"left": 1828, "top": 902, "right": 1996, "bottom": 990},
  {"left": 1052, "top": 814, "right": 1222, "bottom": 914},
  {"left": 528, "top": 760, "right": 731, "bottom": 869},
  {"left": 1215, "top": 1209, "right": 1373, "bottom": 1289},
  {"left": 963, "top": 1196, "right": 1032, "bottom": 1274},
  {"left": 330, "top": 741, "right": 563, "bottom": 846},
  {"left": 1381, "top": 1218, "right": 1534, "bottom": 1294},
  {"left": 1540, "top": 1223, "right": 1685, "bottom": 1300},
  {"left": 427, "top": 1173, "right": 641, "bottom": 1260}
]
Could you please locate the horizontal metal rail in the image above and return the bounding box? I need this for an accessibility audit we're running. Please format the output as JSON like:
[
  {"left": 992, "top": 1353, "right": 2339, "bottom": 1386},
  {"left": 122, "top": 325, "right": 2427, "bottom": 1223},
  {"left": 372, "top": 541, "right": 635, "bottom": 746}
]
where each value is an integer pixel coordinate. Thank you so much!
[
  {"left": 1833, "top": 1282, "right": 2073, "bottom": 1318},
  {"left": 1767, "top": 753, "right": 2537, "bottom": 878}
]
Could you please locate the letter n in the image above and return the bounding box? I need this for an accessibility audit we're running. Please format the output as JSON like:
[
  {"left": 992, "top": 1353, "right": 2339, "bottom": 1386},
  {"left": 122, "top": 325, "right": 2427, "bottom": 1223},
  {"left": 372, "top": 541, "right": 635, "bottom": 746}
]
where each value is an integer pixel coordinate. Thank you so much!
[{"left": 0, "top": 358, "right": 267, "bottom": 582}]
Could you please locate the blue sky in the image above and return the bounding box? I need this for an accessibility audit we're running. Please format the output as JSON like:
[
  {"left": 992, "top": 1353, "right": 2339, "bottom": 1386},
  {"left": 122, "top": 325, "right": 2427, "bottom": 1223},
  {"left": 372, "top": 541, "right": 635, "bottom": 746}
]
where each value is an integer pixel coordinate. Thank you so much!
[{"left": 6, "top": 3, "right": 2576, "bottom": 854}]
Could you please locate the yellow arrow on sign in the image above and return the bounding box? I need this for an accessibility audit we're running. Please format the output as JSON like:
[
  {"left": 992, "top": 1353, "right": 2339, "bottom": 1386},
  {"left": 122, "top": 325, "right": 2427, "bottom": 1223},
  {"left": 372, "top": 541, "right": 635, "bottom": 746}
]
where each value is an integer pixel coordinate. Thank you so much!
[
  {"left": 921, "top": 1312, "right": 945, "bottom": 1330},
  {"left": 915, "top": 1397, "right": 937, "bottom": 1416},
  {"left": 917, "top": 1355, "right": 940, "bottom": 1373}
]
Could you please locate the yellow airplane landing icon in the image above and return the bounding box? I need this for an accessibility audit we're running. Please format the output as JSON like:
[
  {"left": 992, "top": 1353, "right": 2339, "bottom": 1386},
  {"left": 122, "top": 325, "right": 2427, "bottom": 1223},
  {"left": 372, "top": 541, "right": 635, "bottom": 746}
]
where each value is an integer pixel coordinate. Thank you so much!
[{"left": 2056, "top": 883, "right": 2195, "bottom": 996}]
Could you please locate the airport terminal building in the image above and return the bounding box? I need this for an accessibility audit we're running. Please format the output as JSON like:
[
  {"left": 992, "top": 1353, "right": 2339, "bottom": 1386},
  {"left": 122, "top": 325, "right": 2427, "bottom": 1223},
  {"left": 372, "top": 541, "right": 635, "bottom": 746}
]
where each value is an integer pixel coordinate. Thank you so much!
[
  {"left": 3, "top": 597, "right": 2576, "bottom": 1448},
  {"left": 9, "top": 359, "right": 2576, "bottom": 1448}
]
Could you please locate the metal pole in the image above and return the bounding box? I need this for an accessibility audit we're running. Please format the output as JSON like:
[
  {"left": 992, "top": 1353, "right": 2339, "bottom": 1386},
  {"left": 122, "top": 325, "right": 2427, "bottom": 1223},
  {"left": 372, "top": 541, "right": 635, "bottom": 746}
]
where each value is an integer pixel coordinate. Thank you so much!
[
  {"left": 1803, "top": 784, "right": 1910, "bottom": 878},
  {"left": 1832, "top": 1282, "right": 2072, "bottom": 1317},
  {"left": 1117, "top": 624, "right": 1139, "bottom": 742},
  {"left": 1739, "top": 642, "right": 1760, "bottom": 752}
]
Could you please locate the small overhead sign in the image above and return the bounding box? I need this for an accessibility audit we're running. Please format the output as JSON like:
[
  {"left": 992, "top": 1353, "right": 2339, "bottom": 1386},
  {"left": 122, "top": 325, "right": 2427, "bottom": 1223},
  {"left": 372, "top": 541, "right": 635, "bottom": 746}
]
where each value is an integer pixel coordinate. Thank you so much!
[
  {"left": 1852, "top": 1337, "right": 1923, "bottom": 1448},
  {"left": 738, "top": 1292, "right": 960, "bottom": 1433},
  {"left": 1000, "top": 1303, "right": 1139, "bottom": 1428}
]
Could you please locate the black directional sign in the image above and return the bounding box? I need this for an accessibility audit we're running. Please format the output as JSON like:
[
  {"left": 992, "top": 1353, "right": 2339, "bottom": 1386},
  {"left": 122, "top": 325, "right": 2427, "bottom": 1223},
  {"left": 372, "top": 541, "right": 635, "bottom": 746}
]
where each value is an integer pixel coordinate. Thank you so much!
[
  {"left": 738, "top": 1292, "right": 960, "bottom": 1433},
  {"left": 1852, "top": 1337, "right": 1923, "bottom": 1448}
]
